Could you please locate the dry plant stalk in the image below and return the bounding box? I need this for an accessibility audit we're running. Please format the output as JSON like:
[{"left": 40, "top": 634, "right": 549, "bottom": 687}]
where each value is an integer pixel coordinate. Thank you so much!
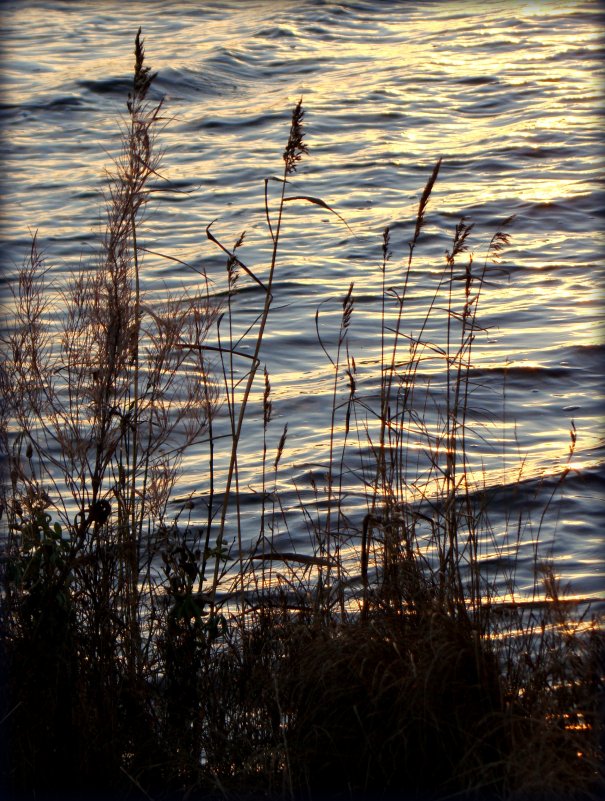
[{"left": 1, "top": 27, "right": 217, "bottom": 706}]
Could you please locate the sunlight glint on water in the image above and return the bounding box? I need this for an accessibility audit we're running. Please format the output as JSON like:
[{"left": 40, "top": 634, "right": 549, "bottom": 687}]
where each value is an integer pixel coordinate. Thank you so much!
[{"left": 1, "top": 0, "right": 603, "bottom": 603}]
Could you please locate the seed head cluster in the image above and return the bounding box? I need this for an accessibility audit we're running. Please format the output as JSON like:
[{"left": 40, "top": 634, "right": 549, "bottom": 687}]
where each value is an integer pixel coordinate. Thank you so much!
[{"left": 283, "top": 98, "right": 309, "bottom": 175}]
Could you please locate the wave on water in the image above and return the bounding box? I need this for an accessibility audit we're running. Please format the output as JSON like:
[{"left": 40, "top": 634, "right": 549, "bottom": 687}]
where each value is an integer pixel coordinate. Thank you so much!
[{"left": 1, "top": 0, "right": 602, "bottom": 600}]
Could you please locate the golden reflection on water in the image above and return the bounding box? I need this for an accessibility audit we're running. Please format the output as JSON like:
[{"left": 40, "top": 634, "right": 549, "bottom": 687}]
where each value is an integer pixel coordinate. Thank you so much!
[{"left": 2, "top": 1, "right": 602, "bottom": 597}]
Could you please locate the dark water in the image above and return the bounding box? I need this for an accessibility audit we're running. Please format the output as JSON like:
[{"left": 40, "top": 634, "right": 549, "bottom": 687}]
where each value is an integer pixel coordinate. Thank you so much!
[{"left": 1, "top": 0, "right": 603, "bottom": 604}]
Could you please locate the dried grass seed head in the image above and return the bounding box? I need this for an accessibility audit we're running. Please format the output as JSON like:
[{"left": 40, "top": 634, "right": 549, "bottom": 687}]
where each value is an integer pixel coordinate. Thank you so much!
[
  {"left": 274, "top": 423, "right": 288, "bottom": 470},
  {"left": 128, "top": 28, "right": 157, "bottom": 113},
  {"left": 446, "top": 217, "right": 474, "bottom": 265},
  {"left": 411, "top": 157, "right": 442, "bottom": 247},
  {"left": 283, "top": 98, "right": 309, "bottom": 175},
  {"left": 382, "top": 226, "right": 392, "bottom": 264},
  {"left": 263, "top": 367, "right": 272, "bottom": 428},
  {"left": 342, "top": 281, "right": 354, "bottom": 330}
]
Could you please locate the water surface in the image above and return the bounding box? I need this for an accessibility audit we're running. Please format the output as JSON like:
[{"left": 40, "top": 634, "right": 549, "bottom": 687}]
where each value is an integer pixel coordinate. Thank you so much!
[{"left": 1, "top": 0, "right": 603, "bottom": 604}]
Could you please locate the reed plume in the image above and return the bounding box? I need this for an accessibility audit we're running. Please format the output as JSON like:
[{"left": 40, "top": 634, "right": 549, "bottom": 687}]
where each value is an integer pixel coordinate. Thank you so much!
[{"left": 283, "top": 97, "right": 309, "bottom": 174}]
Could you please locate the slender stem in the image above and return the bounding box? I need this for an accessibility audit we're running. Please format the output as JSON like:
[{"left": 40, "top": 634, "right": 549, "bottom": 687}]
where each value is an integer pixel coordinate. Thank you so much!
[{"left": 209, "top": 171, "right": 289, "bottom": 611}]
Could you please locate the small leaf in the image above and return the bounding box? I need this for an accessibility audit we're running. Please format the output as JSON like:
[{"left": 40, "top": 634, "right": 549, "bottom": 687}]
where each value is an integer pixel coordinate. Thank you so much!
[
  {"left": 251, "top": 551, "right": 335, "bottom": 567},
  {"left": 283, "top": 195, "right": 355, "bottom": 235}
]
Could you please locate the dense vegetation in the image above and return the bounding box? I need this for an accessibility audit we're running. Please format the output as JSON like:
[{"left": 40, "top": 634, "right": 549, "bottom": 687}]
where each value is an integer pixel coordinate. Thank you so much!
[{"left": 1, "top": 31, "right": 602, "bottom": 801}]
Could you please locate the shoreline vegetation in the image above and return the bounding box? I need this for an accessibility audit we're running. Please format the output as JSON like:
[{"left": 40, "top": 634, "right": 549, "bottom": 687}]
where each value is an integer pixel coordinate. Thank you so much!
[{"left": 1, "top": 31, "right": 603, "bottom": 801}]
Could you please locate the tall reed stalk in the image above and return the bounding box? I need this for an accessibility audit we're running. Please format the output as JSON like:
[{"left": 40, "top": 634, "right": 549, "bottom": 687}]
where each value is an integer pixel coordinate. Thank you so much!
[{"left": 205, "top": 100, "right": 309, "bottom": 612}]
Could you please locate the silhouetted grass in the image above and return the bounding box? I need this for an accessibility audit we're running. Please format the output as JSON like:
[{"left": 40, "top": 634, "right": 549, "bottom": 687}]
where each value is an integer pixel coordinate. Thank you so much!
[{"left": 1, "top": 30, "right": 603, "bottom": 801}]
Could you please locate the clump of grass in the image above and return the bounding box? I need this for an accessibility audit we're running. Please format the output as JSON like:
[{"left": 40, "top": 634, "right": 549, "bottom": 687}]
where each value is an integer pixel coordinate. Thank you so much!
[
  {"left": 1, "top": 29, "right": 218, "bottom": 798},
  {"left": 1, "top": 30, "right": 603, "bottom": 801}
]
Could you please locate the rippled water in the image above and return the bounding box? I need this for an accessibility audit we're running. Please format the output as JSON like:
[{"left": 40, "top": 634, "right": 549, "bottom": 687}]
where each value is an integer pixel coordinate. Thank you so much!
[{"left": 1, "top": 0, "right": 603, "bottom": 603}]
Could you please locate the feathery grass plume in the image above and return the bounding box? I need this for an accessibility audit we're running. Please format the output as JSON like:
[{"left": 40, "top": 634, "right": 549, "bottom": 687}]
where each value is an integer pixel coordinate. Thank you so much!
[
  {"left": 410, "top": 156, "right": 442, "bottom": 249},
  {"left": 274, "top": 423, "right": 288, "bottom": 472},
  {"left": 227, "top": 230, "right": 246, "bottom": 291},
  {"left": 487, "top": 215, "right": 515, "bottom": 262},
  {"left": 128, "top": 27, "right": 157, "bottom": 112},
  {"left": 381, "top": 225, "right": 392, "bottom": 267},
  {"left": 445, "top": 216, "right": 474, "bottom": 265},
  {"left": 263, "top": 366, "right": 273, "bottom": 429},
  {"left": 342, "top": 280, "right": 354, "bottom": 330},
  {"left": 283, "top": 97, "right": 309, "bottom": 174}
]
